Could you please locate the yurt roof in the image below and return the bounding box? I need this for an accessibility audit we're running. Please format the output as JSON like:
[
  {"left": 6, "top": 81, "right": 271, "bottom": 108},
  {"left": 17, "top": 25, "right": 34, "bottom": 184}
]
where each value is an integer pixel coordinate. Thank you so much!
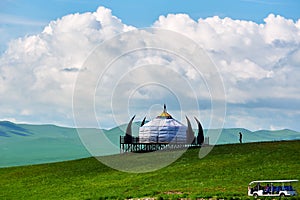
[
  {"left": 156, "top": 104, "right": 173, "bottom": 119},
  {"left": 141, "top": 104, "right": 186, "bottom": 127}
]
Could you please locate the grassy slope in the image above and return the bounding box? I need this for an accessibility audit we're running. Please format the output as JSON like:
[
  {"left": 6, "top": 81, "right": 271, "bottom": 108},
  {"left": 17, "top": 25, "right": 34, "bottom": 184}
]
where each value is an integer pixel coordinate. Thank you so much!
[{"left": 0, "top": 140, "right": 299, "bottom": 199}]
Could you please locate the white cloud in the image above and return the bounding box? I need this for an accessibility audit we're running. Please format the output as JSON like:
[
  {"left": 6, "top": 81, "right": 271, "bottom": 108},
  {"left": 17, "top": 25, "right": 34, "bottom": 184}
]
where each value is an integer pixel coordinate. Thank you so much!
[
  {"left": 0, "top": 7, "right": 299, "bottom": 131},
  {"left": 0, "top": 7, "right": 134, "bottom": 126},
  {"left": 154, "top": 13, "right": 300, "bottom": 108},
  {"left": 263, "top": 14, "right": 300, "bottom": 44}
]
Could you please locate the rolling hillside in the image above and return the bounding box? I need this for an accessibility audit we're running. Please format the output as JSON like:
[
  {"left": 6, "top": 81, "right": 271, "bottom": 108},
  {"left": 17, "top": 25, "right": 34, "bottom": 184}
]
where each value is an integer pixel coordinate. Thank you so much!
[
  {"left": 0, "top": 141, "right": 299, "bottom": 199},
  {"left": 0, "top": 121, "right": 299, "bottom": 167}
]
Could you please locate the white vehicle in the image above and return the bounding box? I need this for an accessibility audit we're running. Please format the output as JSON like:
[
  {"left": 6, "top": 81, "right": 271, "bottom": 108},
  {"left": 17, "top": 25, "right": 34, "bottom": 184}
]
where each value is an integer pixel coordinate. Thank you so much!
[{"left": 248, "top": 180, "right": 298, "bottom": 198}]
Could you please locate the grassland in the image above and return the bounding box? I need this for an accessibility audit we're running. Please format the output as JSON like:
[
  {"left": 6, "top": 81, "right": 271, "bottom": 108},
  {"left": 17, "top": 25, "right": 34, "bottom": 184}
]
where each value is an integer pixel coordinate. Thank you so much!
[{"left": 0, "top": 140, "right": 299, "bottom": 199}]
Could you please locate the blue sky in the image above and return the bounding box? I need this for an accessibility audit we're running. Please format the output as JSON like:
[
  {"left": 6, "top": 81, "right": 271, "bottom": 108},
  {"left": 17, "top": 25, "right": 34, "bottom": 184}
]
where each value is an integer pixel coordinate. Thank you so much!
[
  {"left": 0, "top": 0, "right": 300, "bottom": 131},
  {"left": 2, "top": 0, "right": 300, "bottom": 24}
]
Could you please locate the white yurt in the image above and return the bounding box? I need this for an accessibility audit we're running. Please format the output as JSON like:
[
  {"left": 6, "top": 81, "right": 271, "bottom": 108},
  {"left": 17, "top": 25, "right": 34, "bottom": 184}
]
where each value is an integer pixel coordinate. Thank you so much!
[{"left": 139, "top": 105, "right": 187, "bottom": 143}]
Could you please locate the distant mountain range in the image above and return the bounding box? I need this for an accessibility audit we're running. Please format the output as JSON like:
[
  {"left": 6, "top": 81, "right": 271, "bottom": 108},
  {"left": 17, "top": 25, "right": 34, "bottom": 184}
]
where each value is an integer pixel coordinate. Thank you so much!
[{"left": 1, "top": 121, "right": 299, "bottom": 168}]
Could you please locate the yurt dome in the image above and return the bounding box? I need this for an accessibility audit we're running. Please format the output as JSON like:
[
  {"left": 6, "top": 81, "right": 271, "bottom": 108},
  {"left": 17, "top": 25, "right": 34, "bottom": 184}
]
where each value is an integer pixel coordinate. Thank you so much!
[{"left": 139, "top": 105, "right": 187, "bottom": 143}]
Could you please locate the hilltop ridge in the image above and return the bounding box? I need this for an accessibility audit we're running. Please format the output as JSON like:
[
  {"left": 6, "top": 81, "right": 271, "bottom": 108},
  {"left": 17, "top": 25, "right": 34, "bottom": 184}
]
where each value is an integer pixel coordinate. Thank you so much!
[{"left": 1, "top": 121, "right": 299, "bottom": 167}]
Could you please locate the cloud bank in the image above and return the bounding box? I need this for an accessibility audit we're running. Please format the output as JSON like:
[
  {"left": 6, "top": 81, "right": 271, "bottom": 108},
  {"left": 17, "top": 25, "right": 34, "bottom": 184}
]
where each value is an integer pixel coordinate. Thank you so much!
[{"left": 0, "top": 6, "right": 300, "bottom": 131}]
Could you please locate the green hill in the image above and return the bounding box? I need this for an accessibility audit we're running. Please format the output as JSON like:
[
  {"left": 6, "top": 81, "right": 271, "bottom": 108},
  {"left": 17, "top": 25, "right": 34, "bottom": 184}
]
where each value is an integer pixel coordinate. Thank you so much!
[
  {"left": 1, "top": 120, "right": 300, "bottom": 168},
  {"left": 0, "top": 140, "right": 299, "bottom": 199},
  {"left": 0, "top": 121, "right": 91, "bottom": 167}
]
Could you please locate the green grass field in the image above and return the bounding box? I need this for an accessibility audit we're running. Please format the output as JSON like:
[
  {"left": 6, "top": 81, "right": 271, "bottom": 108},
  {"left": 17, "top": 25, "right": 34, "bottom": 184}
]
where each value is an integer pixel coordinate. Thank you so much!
[{"left": 1, "top": 140, "right": 299, "bottom": 199}]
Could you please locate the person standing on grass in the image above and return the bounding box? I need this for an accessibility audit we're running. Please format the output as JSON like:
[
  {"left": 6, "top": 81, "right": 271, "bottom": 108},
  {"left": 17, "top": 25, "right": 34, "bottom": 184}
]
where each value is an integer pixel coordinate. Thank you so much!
[{"left": 239, "top": 132, "right": 242, "bottom": 144}]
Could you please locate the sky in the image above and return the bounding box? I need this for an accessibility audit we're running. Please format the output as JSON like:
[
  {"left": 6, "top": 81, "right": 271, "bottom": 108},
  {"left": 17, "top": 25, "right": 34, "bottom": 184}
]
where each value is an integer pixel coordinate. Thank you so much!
[{"left": 0, "top": 0, "right": 300, "bottom": 131}]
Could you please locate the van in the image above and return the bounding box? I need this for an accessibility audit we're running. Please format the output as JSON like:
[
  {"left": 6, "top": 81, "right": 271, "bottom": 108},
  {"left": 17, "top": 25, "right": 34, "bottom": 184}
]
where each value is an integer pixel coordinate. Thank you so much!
[{"left": 248, "top": 180, "right": 298, "bottom": 198}]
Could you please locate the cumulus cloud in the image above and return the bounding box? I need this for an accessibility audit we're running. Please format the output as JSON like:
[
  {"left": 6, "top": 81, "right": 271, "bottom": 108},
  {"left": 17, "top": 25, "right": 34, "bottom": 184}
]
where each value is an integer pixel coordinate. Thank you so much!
[
  {"left": 154, "top": 13, "right": 300, "bottom": 104},
  {"left": 0, "top": 6, "right": 300, "bottom": 131},
  {"left": 0, "top": 7, "right": 134, "bottom": 126}
]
